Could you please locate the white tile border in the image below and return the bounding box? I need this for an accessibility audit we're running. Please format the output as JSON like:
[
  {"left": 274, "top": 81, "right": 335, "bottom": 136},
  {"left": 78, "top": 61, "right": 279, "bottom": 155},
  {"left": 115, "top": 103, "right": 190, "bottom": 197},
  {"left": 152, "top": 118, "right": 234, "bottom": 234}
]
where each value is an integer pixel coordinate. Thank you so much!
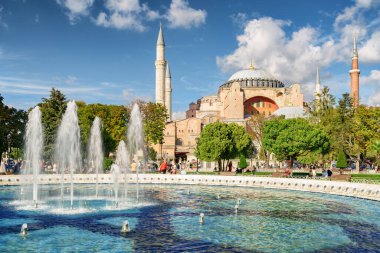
[{"left": 1, "top": 174, "right": 380, "bottom": 201}]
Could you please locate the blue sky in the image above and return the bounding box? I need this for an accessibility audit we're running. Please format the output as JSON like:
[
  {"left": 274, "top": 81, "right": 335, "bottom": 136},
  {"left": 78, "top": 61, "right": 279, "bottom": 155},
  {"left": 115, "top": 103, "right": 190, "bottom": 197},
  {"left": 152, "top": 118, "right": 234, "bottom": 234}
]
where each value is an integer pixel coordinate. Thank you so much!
[{"left": 0, "top": 0, "right": 380, "bottom": 118}]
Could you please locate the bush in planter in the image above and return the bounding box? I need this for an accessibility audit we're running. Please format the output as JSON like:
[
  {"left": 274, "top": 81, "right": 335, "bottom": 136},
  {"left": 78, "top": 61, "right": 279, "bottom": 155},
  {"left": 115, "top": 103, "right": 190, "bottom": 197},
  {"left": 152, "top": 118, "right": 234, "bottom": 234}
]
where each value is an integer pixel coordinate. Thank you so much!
[
  {"left": 237, "top": 154, "right": 248, "bottom": 173},
  {"left": 336, "top": 150, "right": 347, "bottom": 169},
  {"left": 103, "top": 157, "right": 114, "bottom": 172}
]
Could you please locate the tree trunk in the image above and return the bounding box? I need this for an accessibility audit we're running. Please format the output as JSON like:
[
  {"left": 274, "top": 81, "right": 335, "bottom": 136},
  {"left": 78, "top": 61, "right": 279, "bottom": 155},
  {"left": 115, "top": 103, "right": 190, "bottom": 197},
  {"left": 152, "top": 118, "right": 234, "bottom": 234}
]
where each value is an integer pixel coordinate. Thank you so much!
[
  {"left": 289, "top": 157, "right": 294, "bottom": 169},
  {"left": 265, "top": 152, "right": 269, "bottom": 170},
  {"left": 218, "top": 159, "right": 222, "bottom": 173},
  {"left": 356, "top": 151, "right": 360, "bottom": 173}
]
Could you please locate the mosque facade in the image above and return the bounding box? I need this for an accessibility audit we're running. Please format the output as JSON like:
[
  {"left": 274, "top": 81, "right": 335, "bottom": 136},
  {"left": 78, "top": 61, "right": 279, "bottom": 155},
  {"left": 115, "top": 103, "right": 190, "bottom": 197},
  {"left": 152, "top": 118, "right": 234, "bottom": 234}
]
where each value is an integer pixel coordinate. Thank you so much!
[{"left": 153, "top": 26, "right": 360, "bottom": 166}]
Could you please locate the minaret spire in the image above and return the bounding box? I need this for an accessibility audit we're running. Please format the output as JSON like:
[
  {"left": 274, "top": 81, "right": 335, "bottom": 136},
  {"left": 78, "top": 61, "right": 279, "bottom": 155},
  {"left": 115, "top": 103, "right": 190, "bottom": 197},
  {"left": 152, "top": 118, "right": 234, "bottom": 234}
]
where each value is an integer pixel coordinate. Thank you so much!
[
  {"left": 353, "top": 33, "right": 358, "bottom": 58},
  {"left": 155, "top": 23, "right": 166, "bottom": 105},
  {"left": 315, "top": 66, "right": 321, "bottom": 97},
  {"left": 349, "top": 33, "right": 360, "bottom": 107},
  {"left": 165, "top": 62, "right": 172, "bottom": 121}
]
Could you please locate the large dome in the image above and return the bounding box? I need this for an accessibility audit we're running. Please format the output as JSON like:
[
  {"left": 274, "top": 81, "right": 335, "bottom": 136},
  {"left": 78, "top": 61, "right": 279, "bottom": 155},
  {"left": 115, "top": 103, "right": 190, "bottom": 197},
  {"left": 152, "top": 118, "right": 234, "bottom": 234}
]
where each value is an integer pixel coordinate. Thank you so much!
[
  {"left": 221, "top": 65, "right": 284, "bottom": 88},
  {"left": 228, "top": 68, "right": 275, "bottom": 81}
]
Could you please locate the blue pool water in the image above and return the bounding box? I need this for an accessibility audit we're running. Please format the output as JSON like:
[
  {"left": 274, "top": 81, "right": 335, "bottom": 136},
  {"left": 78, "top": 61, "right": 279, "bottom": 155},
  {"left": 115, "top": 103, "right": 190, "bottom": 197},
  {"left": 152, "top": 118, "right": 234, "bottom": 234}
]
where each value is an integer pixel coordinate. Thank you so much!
[{"left": 1, "top": 184, "right": 380, "bottom": 252}]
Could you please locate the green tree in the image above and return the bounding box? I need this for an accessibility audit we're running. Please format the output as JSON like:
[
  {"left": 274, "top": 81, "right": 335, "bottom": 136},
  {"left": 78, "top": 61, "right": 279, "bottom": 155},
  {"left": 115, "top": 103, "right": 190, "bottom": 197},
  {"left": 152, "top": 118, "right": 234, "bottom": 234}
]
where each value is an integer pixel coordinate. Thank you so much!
[
  {"left": 140, "top": 102, "right": 168, "bottom": 145},
  {"left": 238, "top": 154, "right": 248, "bottom": 169},
  {"left": 370, "top": 139, "right": 380, "bottom": 166},
  {"left": 246, "top": 114, "right": 269, "bottom": 168},
  {"left": 311, "top": 87, "right": 336, "bottom": 118},
  {"left": 38, "top": 88, "right": 67, "bottom": 159},
  {"left": 197, "top": 122, "right": 252, "bottom": 172},
  {"left": 263, "top": 118, "right": 330, "bottom": 168},
  {"left": 0, "top": 94, "right": 27, "bottom": 156},
  {"left": 336, "top": 149, "right": 347, "bottom": 169}
]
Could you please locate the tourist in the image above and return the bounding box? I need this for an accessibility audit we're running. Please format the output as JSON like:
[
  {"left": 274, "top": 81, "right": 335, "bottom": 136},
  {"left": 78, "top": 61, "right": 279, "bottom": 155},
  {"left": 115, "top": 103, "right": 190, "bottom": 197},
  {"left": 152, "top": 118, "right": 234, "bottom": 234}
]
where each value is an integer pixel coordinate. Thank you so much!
[
  {"left": 130, "top": 160, "right": 137, "bottom": 172},
  {"left": 312, "top": 167, "right": 317, "bottom": 178},
  {"left": 228, "top": 161, "right": 233, "bottom": 172},
  {"left": 158, "top": 160, "right": 167, "bottom": 174},
  {"left": 327, "top": 169, "right": 333, "bottom": 177}
]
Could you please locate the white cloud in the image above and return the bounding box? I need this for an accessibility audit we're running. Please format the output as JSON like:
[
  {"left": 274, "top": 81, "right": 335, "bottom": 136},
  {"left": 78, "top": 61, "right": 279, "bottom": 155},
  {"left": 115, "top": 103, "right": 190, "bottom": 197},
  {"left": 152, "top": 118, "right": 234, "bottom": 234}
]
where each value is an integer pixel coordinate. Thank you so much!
[
  {"left": 166, "top": 0, "right": 206, "bottom": 29},
  {"left": 217, "top": 0, "right": 380, "bottom": 90},
  {"left": 56, "top": 0, "right": 94, "bottom": 24},
  {"left": 360, "top": 31, "right": 380, "bottom": 63},
  {"left": 95, "top": 0, "right": 159, "bottom": 31},
  {"left": 65, "top": 75, "right": 78, "bottom": 84},
  {"left": 217, "top": 17, "right": 337, "bottom": 84},
  {"left": 362, "top": 69, "right": 380, "bottom": 85},
  {"left": 0, "top": 5, "right": 9, "bottom": 29},
  {"left": 172, "top": 111, "right": 186, "bottom": 120}
]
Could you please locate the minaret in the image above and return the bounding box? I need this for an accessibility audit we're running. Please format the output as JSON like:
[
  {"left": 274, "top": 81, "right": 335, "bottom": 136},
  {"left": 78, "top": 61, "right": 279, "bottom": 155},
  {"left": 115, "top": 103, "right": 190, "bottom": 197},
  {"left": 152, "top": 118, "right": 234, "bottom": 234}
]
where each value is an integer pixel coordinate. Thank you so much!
[
  {"left": 315, "top": 66, "right": 321, "bottom": 99},
  {"left": 155, "top": 23, "right": 166, "bottom": 104},
  {"left": 165, "top": 62, "right": 172, "bottom": 121},
  {"left": 349, "top": 34, "right": 360, "bottom": 107}
]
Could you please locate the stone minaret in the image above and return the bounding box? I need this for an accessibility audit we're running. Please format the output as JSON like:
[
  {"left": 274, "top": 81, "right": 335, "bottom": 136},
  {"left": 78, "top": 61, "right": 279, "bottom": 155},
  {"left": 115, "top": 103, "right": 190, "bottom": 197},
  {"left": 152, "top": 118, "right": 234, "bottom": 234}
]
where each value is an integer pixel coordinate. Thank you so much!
[
  {"left": 155, "top": 23, "right": 166, "bottom": 104},
  {"left": 165, "top": 62, "right": 172, "bottom": 121},
  {"left": 349, "top": 34, "right": 360, "bottom": 107},
  {"left": 315, "top": 66, "right": 321, "bottom": 99}
]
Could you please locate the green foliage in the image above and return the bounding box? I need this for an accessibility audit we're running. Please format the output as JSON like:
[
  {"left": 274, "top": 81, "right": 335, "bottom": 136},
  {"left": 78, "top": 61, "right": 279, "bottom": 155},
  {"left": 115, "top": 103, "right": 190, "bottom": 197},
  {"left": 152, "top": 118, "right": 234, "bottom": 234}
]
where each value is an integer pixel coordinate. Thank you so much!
[
  {"left": 103, "top": 157, "right": 113, "bottom": 172},
  {"left": 336, "top": 149, "right": 347, "bottom": 168},
  {"left": 140, "top": 102, "right": 168, "bottom": 145},
  {"left": 0, "top": 94, "right": 28, "bottom": 156},
  {"left": 38, "top": 88, "right": 68, "bottom": 159},
  {"left": 238, "top": 154, "right": 248, "bottom": 169},
  {"left": 147, "top": 146, "right": 157, "bottom": 161},
  {"left": 77, "top": 102, "right": 129, "bottom": 156},
  {"left": 197, "top": 122, "right": 252, "bottom": 170},
  {"left": 263, "top": 118, "right": 330, "bottom": 165}
]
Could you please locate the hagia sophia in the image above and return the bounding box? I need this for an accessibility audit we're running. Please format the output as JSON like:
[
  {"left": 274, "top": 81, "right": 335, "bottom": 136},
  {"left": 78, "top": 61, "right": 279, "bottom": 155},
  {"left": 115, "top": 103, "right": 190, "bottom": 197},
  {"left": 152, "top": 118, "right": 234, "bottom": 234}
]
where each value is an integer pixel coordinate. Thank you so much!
[{"left": 153, "top": 25, "right": 360, "bottom": 166}]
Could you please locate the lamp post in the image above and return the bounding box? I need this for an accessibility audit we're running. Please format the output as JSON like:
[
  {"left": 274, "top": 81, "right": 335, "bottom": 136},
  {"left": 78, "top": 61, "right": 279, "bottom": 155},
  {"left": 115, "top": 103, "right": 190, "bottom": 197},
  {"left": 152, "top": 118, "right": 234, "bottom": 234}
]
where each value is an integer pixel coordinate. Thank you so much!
[
  {"left": 6, "top": 133, "right": 11, "bottom": 160},
  {"left": 195, "top": 138, "right": 199, "bottom": 174}
]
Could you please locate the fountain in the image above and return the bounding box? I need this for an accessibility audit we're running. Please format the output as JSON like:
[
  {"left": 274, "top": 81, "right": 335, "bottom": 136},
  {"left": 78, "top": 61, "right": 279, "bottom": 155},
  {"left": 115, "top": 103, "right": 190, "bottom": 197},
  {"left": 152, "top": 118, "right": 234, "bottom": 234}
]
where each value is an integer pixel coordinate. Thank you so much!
[
  {"left": 20, "top": 223, "right": 28, "bottom": 237},
  {"left": 55, "top": 101, "right": 82, "bottom": 209},
  {"left": 110, "top": 163, "right": 121, "bottom": 208},
  {"left": 127, "top": 104, "right": 145, "bottom": 203},
  {"left": 115, "top": 140, "right": 129, "bottom": 203},
  {"left": 199, "top": 213, "right": 205, "bottom": 224},
  {"left": 121, "top": 220, "right": 131, "bottom": 233},
  {"left": 24, "top": 106, "right": 43, "bottom": 207},
  {"left": 87, "top": 117, "right": 104, "bottom": 197}
]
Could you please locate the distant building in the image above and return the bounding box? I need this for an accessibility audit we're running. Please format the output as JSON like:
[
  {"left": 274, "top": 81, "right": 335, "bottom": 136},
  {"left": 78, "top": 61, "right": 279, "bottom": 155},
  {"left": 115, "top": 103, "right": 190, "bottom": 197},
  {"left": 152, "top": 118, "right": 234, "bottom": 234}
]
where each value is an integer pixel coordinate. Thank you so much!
[{"left": 153, "top": 26, "right": 360, "bottom": 165}]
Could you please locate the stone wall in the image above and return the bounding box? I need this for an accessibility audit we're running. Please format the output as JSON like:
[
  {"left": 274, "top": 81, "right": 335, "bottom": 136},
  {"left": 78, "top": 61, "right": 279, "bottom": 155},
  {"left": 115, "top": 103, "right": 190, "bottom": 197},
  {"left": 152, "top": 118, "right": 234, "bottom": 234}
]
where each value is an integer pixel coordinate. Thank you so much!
[{"left": 1, "top": 174, "right": 380, "bottom": 202}]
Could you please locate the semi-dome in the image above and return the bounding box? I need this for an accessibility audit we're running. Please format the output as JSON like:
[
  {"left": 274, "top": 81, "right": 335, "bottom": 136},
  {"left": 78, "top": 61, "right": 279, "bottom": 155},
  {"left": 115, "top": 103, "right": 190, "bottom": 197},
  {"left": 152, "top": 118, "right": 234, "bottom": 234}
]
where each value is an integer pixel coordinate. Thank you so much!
[{"left": 221, "top": 65, "right": 285, "bottom": 88}]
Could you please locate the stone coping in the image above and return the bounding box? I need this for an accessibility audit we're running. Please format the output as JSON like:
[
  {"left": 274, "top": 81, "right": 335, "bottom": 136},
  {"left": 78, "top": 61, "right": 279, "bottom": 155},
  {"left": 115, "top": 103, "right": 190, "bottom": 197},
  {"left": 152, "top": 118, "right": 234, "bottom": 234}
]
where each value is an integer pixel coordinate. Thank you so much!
[{"left": 1, "top": 174, "right": 380, "bottom": 201}]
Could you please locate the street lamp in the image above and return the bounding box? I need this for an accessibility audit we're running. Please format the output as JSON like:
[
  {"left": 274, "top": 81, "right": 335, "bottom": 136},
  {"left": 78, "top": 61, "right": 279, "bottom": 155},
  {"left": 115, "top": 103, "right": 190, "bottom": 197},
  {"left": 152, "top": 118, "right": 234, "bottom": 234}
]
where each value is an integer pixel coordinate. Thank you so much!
[
  {"left": 6, "top": 133, "right": 11, "bottom": 160},
  {"left": 195, "top": 138, "right": 199, "bottom": 174}
]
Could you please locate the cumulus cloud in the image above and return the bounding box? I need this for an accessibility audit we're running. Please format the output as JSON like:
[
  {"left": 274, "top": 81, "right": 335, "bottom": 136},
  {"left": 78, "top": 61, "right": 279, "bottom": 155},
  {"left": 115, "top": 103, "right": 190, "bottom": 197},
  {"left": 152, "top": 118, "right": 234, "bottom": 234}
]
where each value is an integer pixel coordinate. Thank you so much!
[
  {"left": 166, "top": 0, "right": 206, "bottom": 29},
  {"left": 172, "top": 111, "right": 186, "bottom": 120},
  {"left": 95, "top": 0, "right": 159, "bottom": 31},
  {"left": 56, "top": 0, "right": 94, "bottom": 23},
  {"left": 362, "top": 69, "right": 380, "bottom": 105},
  {"left": 217, "top": 0, "right": 380, "bottom": 89},
  {"left": 217, "top": 17, "right": 337, "bottom": 84}
]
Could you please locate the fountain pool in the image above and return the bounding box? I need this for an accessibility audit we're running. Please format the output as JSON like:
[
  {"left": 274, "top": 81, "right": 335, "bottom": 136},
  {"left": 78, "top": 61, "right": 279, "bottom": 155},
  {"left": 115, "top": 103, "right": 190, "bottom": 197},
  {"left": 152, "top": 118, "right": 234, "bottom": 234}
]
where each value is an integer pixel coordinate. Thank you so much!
[{"left": 1, "top": 184, "right": 380, "bottom": 252}]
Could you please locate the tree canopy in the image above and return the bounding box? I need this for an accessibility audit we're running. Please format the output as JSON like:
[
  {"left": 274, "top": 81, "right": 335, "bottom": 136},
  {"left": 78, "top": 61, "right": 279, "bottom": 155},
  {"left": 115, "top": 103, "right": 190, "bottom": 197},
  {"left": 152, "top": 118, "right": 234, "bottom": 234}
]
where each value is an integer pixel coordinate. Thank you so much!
[
  {"left": 263, "top": 117, "right": 330, "bottom": 167},
  {"left": 0, "top": 94, "right": 27, "bottom": 156},
  {"left": 197, "top": 122, "right": 252, "bottom": 171}
]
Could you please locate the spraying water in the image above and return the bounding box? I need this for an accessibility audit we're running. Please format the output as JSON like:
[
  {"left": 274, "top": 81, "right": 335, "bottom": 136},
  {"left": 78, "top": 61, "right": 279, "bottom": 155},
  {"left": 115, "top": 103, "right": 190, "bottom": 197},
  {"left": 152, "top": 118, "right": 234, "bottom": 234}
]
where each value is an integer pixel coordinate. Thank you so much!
[
  {"left": 24, "top": 106, "right": 43, "bottom": 207},
  {"left": 110, "top": 163, "right": 121, "bottom": 208},
  {"left": 87, "top": 117, "right": 103, "bottom": 197},
  {"left": 127, "top": 104, "right": 145, "bottom": 202},
  {"left": 115, "top": 140, "right": 129, "bottom": 202},
  {"left": 55, "top": 101, "right": 82, "bottom": 209}
]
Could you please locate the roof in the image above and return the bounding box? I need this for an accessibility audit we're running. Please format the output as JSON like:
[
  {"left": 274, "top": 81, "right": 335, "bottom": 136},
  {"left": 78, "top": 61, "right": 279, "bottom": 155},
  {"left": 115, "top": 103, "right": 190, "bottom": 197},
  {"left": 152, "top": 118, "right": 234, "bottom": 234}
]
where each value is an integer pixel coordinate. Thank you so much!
[{"left": 272, "top": 107, "right": 308, "bottom": 119}]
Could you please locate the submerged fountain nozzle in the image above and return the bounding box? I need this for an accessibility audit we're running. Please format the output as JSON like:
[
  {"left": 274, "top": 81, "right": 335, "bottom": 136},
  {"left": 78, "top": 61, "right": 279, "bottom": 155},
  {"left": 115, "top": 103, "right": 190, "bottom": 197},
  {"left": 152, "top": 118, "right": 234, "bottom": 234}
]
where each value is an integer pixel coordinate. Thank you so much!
[
  {"left": 20, "top": 223, "right": 28, "bottom": 237},
  {"left": 217, "top": 193, "right": 221, "bottom": 199},
  {"left": 234, "top": 204, "right": 239, "bottom": 214},
  {"left": 237, "top": 198, "right": 241, "bottom": 205},
  {"left": 121, "top": 220, "right": 130, "bottom": 233},
  {"left": 199, "top": 213, "right": 205, "bottom": 224}
]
